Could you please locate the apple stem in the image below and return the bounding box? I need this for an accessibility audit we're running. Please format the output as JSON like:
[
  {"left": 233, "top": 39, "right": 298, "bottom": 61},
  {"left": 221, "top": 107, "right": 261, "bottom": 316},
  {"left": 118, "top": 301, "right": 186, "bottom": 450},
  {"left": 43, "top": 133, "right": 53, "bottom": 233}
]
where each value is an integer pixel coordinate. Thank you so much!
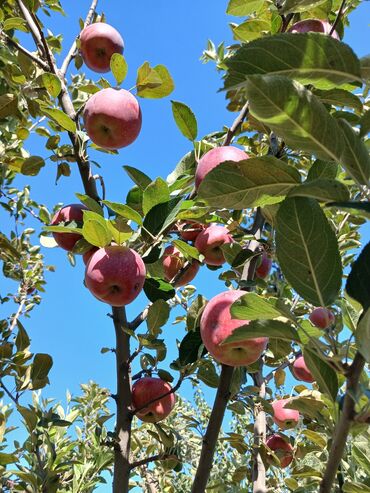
[
  {"left": 319, "top": 351, "right": 365, "bottom": 493},
  {"left": 190, "top": 364, "right": 234, "bottom": 493},
  {"left": 112, "top": 306, "right": 133, "bottom": 493}
]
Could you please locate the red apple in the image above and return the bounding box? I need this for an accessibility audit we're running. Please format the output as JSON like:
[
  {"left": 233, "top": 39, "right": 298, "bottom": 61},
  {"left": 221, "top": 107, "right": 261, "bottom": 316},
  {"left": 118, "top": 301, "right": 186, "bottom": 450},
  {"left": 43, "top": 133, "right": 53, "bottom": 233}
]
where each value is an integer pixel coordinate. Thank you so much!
[
  {"left": 162, "top": 245, "right": 200, "bottom": 287},
  {"left": 255, "top": 252, "right": 272, "bottom": 279},
  {"left": 309, "top": 307, "right": 335, "bottom": 329},
  {"left": 288, "top": 19, "right": 339, "bottom": 40},
  {"left": 195, "top": 146, "right": 249, "bottom": 189},
  {"left": 83, "top": 247, "right": 99, "bottom": 265},
  {"left": 177, "top": 221, "right": 205, "bottom": 242},
  {"left": 272, "top": 399, "right": 300, "bottom": 430},
  {"left": 83, "top": 88, "right": 142, "bottom": 150},
  {"left": 51, "top": 203, "right": 88, "bottom": 251},
  {"left": 132, "top": 377, "right": 176, "bottom": 423},
  {"left": 195, "top": 224, "right": 233, "bottom": 266},
  {"left": 291, "top": 355, "right": 315, "bottom": 383},
  {"left": 200, "top": 290, "right": 268, "bottom": 367},
  {"left": 84, "top": 246, "right": 146, "bottom": 306},
  {"left": 266, "top": 434, "right": 293, "bottom": 468},
  {"left": 79, "top": 22, "right": 124, "bottom": 73}
]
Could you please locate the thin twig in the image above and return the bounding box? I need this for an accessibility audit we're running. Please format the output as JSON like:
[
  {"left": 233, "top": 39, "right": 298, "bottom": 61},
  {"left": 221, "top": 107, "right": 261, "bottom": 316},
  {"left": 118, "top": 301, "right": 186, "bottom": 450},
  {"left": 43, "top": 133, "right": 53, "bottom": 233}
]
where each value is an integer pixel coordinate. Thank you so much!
[
  {"left": 130, "top": 453, "right": 171, "bottom": 470},
  {"left": 129, "top": 305, "right": 150, "bottom": 331},
  {"left": 0, "top": 379, "right": 18, "bottom": 405},
  {"left": 0, "top": 30, "right": 48, "bottom": 70},
  {"left": 222, "top": 102, "right": 249, "bottom": 146},
  {"left": 330, "top": 0, "right": 346, "bottom": 36},
  {"left": 16, "top": 0, "right": 45, "bottom": 56},
  {"left": 9, "top": 297, "right": 27, "bottom": 332},
  {"left": 60, "top": 0, "right": 98, "bottom": 77}
]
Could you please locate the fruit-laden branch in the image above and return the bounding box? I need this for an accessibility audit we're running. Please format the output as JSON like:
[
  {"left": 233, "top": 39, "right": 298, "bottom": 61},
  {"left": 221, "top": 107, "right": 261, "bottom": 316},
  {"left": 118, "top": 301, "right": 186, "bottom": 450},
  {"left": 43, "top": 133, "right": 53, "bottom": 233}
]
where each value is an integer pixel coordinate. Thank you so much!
[
  {"left": 223, "top": 102, "right": 249, "bottom": 146},
  {"left": 60, "top": 0, "right": 99, "bottom": 77},
  {"left": 190, "top": 364, "right": 234, "bottom": 493},
  {"left": 132, "top": 375, "right": 184, "bottom": 415},
  {"left": 319, "top": 352, "right": 365, "bottom": 493},
  {"left": 112, "top": 306, "right": 133, "bottom": 493}
]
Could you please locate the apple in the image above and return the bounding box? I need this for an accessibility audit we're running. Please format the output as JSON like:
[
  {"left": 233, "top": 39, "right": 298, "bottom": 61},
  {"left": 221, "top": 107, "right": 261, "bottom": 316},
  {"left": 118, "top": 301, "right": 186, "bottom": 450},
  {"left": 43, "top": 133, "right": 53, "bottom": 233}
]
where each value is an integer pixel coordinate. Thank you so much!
[
  {"left": 162, "top": 245, "right": 200, "bottom": 287},
  {"left": 272, "top": 398, "right": 300, "bottom": 430},
  {"left": 51, "top": 203, "right": 88, "bottom": 251},
  {"left": 195, "top": 146, "right": 249, "bottom": 189},
  {"left": 200, "top": 290, "right": 268, "bottom": 366},
  {"left": 84, "top": 245, "right": 146, "bottom": 306},
  {"left": 255, "top": 252, "right": 272, "bottom": 279},
  {"left": 83, "top": 247, "right": 98, "bottom": 265},
  {"left": 177, "top": 221, "right": 205, "bottom": 242},
  {"left": 79, "top": 22, "right": 124, "bottom": 73},
  {"left": 288, "top": 19, "right": 339, "bottom": 40},
  {"left": 266, "top": 434, "right": 293, "bottom": 468},
  {"left": 309, "top": 307, "right": 335, "bottom": 329},
  {"left": 195, "top": 224, "right": 233, "bottom": 266},
  {"left": 83, "top": 88, "right": 142, "bottom": 150},
  {"left": 291, "top": 355, "right": 315, "bottom": 383},
  {"left": 132, "top": 377, "right": 176, "bottom": 423}
]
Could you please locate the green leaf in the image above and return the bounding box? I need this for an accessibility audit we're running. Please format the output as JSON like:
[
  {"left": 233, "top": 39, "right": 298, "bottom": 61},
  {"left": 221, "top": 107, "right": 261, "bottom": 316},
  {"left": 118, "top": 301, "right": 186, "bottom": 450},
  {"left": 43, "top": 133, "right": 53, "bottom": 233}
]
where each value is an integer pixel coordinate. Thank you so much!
[
  {"left": 245, "top": 75, "right": 344, "bottom": 162},
  {"left": 17, "top": 406, "right": 38, "bottom": 432},
  {"left": 187, "top": 295, "right": 207, "bottom": 331},
  {"left": 198, "top": 156, "right": 301, "bottom": 209},
  {"left": 142, "top": 198, "right": 183, "bottom": 239},
  {"left": 221, "top": 319, "right": 300, "bottom": 345},
  {"left": 15, "top": 322, "right": 30, "bottom": 351},
  {"left": 22, "top": 156, "right": 45, "bottom": 176},
  {"left": 0, "top": 93, "right": 18, "bottom": 118},
  {"left": 231, "top": 19, "right": 271, "bottom": 42},
  {"left": 231, "top": 293, "right": 289, "bottom": 321},
  {"left": 355, "top": 308, "right": 370, "bottom": 364},
  {"left": 31, "top": 353, "right": 53, "bottom": 390},
  {"left": 197, "top": 360, "right": 220, "bottom": 388},
  {"left": 281, "top": 0, "right": 333, "bottom": 14},
  {"left": 143, "top": 278, "right": 175, "bottom": 303},
  {"left": 3, "top": 16, "right": 27, "bottom": 31},
  {"left": 343, "top": 482, "right": 370, "bottom": 493},
  {"left": 313, "top": 88, "right": 363, "bottom": 112},
  {"left": 0, "top": 453, "right": 18, "bottom": 465},
  {"left": 288, "top": 179, "right": 350, "bottom": 202},
  {"left": 337, "top": 119, "right": 370, "bottom": 186},
  {"left": 360, "top": 110, "right": 370, "bottom": 137},
  {"left": 123, "top": 165, "right": 152, "bottom": 189},
  {"left": 307, "top": 160, "right": 338, "bottom": 181},
  {"left": 142, "top": 178, "right": 170, "bottom": 215},
  {"left": 301, "top": 429, "right": 326, "bottom": 448},
  {"left": 276, "top": 197, "right": 342, "bottom": 306},
  {"left": 136, "top": 63, "right": 174, "bottom": 99},
  {"left": 42, "top": 108, "right": 76, "bottom": 132},
  {"left": 226, "top": 0, "right": 264, "bottom": 16},
  {"left": 360, "top": 55, "right": 370, "bottom": 82},
  {"left": 82, "top": 211, "right": 112, "bottom": 247},
  {"left": 102, "top": 200, "right": 142, "bottom": 224},
  {"left": 107, "top": 218, "right": 133, "bottom": 245},
  {"left": 171, "top": 101, "right": 198, "bottom": 141},
  {"left": 110, "top": 53, "right": 128, "bottom": 85},
  {"left": 179, "top": 328, "right": 207, "bottom": 365},
  {"left": 42, "top": 73, "right": 62, "bottom": 98},
  {"left": 173, "top": 240, "right": 201, "bottom": 261},
  {"left": 0, "top": 233, "right": 21, "bottom": 259},
  {"left": 75, "top": 193, "right": 103, "bottom": 215},
  {"left": 346, "top": 242, "right": 370, "bottom": 313},
  {"left": 167, "top": 151, "right": 197, "bottom": 184},
  {"left": 303, "top": 348, "right": 338, "bottom": 400},
  {"left": 147, "top": 299, "right": 170, "bottom": 333},
  {"left": 224, "top": 33, "right": 361, "bottom": 90}
]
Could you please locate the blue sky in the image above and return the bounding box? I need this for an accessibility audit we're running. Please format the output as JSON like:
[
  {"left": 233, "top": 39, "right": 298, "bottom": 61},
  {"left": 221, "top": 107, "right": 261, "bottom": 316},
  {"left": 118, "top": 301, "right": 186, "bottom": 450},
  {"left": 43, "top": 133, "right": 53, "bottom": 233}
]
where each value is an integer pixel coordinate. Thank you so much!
[{"left": 1, "top": 0, "right": 370, "bottom": 489}]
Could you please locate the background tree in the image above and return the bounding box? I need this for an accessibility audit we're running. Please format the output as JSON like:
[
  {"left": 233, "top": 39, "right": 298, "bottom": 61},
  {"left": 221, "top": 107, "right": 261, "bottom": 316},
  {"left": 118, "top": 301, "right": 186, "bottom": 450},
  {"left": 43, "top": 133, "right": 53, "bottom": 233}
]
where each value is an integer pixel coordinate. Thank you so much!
[{"left": 0, "top": 0, "right": 369, "bottom": 492}]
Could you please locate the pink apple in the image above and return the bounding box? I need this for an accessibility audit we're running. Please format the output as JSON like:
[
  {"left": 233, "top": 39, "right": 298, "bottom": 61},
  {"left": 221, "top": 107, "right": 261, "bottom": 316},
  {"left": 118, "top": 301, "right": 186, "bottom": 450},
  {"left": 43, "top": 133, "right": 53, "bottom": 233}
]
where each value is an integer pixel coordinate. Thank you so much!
[
  {"left": 266, "top": 434, "right": 293, "bottom": 468},
  {"left": 255, "top": 252, "right": 272, "bottom": 279},
  {"left": 83, "top": 88, "right": 142, "bottom": 150},
  {"left": 82, "top": 247, "right": 98, "bottom": 265},
  {"left": 272, "top": 399, "right": 300, "bottom": 430},
  {"left": 200, "top": 290, "right": 268, "bottom": 366},
  {"left": 132, "top": 377, "right": 176, "bottom": 423},
  {"left": 291, "top": 355, "right": 315, "bottom": 383},
  {"left": 195, "top": 224, "right": 233, "bottom": 266},
  {"left": 162, "top": 245, "right": 200, "bottom": 287},
  {"left": 195, "top": 146, "right": 249, "bottom": 189},
  {"left": 309, "top": 307, "right": 335, "bottom": 329},
  {"left": 288, "top": 19, "right": 339, "bottom": 40},
  {"left": 84, "top": 246, "right": 146, "bottom": 306},
  {"left": 51, "top": 203, "right": 88, "bottom": 251},
  {"left": 80, "top": 22, "right": 124, "bottom": 73},
  {"left": 177, "top": 221, "right": 205, "bottom": 242}
]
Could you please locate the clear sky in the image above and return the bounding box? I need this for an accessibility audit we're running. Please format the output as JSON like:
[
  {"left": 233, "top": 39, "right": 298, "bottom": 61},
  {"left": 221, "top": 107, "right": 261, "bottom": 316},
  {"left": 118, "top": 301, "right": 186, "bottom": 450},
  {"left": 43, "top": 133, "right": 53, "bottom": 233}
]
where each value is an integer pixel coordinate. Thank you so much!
[{"left": 1, "top": 1, "right": 370, "bottom": 490}]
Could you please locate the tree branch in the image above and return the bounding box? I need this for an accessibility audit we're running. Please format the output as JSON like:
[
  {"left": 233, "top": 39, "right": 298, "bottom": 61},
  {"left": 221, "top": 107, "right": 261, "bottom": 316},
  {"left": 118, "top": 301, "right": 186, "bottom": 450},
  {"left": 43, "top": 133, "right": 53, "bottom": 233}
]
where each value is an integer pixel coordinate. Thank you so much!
[
  {"left": 16, "top": 0, "right": 45, "bottom": 57},
  {"left": 252, "top": 367, "right": 267, "bottom": 493},
  {"left": 9, "top": 297, "right": 27, "bottom": 332},
  {"left": 130, "top": 453, "right": 171, "bottom": 470},
  {"left": 0, "top": 379, "right": 18, "bottom": 405},
  {"left": 60, "top": 0, "right": 98, "bottom": 78},
  {"left": 0, "top": 30, "right": 48, "bottom": 70},
  {"left": 319, "top": 352, "right": 365, "bottom": 493},
  {"left": 190, "top": 364, "right": 234, "bottom": 493},
  {"left": 112, "top": 306, "right": 132, "bottom": 493},
  {"left": 330, "top": 0, "right": 346, "bottom": 36},
  {"left": 129, "top": 305, "right": 150, "bottom": 331},
  {"left": 222, "top": 102, "right": 249, "bottom": 146}
]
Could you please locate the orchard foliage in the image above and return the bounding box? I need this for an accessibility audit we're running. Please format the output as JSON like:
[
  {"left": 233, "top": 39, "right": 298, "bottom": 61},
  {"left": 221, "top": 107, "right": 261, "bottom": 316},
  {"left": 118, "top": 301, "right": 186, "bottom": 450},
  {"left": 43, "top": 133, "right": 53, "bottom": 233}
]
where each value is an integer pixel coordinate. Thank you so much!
[{"left": 0, "top": 0, "right": 369, "bottom": 492}]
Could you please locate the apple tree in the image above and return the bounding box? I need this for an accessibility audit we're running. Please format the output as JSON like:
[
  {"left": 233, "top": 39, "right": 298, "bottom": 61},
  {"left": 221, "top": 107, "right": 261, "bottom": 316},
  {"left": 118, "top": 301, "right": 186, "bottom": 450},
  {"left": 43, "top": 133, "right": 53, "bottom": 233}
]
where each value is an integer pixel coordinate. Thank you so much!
[{"left": 0, "top": 0, "right": 369, "bottom": 492}]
